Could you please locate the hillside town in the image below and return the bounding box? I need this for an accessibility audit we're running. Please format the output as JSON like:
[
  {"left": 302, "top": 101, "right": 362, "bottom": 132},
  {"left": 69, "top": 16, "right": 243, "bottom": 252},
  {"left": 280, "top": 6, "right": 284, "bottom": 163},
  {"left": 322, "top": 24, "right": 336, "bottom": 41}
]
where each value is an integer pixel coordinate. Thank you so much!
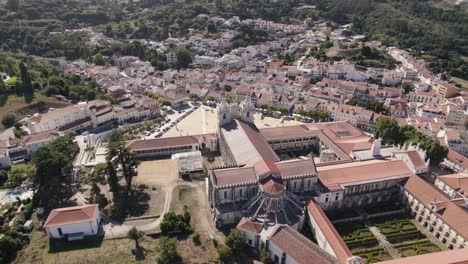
[{"left": 0, "top": 13, "right": 467, "bottom": 264}]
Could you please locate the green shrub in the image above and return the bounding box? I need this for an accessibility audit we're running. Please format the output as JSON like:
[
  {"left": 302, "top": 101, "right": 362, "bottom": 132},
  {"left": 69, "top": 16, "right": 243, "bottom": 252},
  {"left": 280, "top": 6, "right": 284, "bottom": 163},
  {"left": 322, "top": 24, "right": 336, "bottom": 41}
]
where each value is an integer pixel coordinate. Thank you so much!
[{"left": 192, "top": 233, "right": 201, "bottom": 246}]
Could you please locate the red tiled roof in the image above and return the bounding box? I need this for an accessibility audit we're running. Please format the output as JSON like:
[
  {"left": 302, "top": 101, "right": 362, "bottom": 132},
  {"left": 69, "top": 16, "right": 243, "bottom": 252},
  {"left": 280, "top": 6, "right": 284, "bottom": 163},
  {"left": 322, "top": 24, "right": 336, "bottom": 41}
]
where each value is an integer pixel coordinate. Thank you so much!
[
  {"left": 276, "top": 158, "right": 317, "bottom": 178},
  {"left": 260, "top": 177, "right": 285, "bottom": 194},
  {"left": 127, "top": 134, "right": 215, "bottom": 151},
  {"left": 269, "top": 225, "right": 340, "bottom": 264},
  {"left": 378, "top": 247, "right": 468, "bottom": 264},
  {"left": 212, "top": 167, "right": 257, "bottom": 187},
  {"left": 307, "top": 199, "right": 353, "bottom": 264},
  {"left": 43, "top": 204, "right": 98, "bottom": 227},
  {"left": 58, "top": 116, "right": 91, "bottom": 132},
  {"left": 401, "top": 176, "right": 468, "bottom": 240},
  {"left": 317, "top": 159, "right": 412, "bottom": 191},
  {"left": 254, "top": 160, "right": 280, "bottom": 178},
  {"left": 438, "top": 173, "right": 468, "bottom": 197},
  {"left": 447, "top": 150, "right": 468, "bottom": 169},
  {"left": 236, "top": 217, "right": 263, "bottom": 234},
  {"left": 406, "top": 150, "right": 427, "bottom": 170}
]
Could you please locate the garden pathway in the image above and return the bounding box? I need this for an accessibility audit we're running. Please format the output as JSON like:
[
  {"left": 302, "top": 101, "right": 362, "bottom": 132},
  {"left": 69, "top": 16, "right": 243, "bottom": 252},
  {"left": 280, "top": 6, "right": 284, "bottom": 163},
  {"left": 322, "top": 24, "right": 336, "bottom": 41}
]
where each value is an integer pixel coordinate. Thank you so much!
[{"left": 357, "top": 209, "right": 401, "bottom": 259}]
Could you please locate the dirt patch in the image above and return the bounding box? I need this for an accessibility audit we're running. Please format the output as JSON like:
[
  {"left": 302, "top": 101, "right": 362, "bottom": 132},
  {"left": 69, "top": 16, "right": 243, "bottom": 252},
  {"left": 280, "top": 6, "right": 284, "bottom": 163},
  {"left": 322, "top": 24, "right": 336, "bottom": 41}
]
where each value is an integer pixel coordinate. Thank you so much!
[
  {"left": 177, "top": 233, "right": 218, "bottom": 263},
  {"left": 135, "top": 159, "right": 179, "bottom": 187}
]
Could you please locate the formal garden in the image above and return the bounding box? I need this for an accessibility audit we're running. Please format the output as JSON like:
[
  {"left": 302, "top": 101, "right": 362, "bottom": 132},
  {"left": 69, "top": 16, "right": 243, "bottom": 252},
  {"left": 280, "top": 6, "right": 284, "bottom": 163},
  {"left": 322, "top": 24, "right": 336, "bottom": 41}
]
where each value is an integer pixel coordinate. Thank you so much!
[
  {"left": 373, "top": 217, "right": 424, "bottom": 242},
  {"left": 335, "top": 222, "right": 377, "bottom": 247},
  {"left": 332, "top": 211, "right": 444, "bottom": 263},
  {"left": 351, "top": 247, "right": 392, "bottom": 263},
  {"left": 394, "top": 239, "right": 441, "bottom": 257}
]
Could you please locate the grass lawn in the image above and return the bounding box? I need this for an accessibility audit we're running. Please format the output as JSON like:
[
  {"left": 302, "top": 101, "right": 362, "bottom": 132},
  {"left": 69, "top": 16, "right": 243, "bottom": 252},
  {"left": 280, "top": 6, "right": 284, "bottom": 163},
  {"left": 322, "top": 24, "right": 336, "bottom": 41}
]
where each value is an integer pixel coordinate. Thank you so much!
[{"left": 0, "top": 92, "right": 70, "bottom": 132}]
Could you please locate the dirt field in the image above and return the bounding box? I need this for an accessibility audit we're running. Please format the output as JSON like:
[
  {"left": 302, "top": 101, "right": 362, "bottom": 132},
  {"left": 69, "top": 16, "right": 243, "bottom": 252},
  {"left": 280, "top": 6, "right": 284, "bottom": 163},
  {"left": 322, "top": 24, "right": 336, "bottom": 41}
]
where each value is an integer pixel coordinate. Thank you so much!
[
  {"left": 0, "top": 93, "right": 70, "bottom": 132},
  {"left": 135, "top": 160, "right": 179, "bottom": 187}
]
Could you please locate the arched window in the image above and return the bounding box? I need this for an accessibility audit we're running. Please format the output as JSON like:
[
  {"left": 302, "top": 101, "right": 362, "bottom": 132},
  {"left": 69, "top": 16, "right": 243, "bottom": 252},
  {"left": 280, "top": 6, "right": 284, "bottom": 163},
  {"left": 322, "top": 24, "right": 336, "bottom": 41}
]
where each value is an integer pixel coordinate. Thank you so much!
[{"left": 246, "top": 111, "right": 250, "bottom": 118}]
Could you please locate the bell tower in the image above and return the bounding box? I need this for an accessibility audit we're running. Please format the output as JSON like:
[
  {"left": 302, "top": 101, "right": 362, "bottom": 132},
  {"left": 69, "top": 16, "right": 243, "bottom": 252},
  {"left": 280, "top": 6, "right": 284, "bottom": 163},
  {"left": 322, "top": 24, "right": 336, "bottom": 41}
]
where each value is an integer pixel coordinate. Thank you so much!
[{"left": 240, "top": 96, "right": 255, "bottom": 124}]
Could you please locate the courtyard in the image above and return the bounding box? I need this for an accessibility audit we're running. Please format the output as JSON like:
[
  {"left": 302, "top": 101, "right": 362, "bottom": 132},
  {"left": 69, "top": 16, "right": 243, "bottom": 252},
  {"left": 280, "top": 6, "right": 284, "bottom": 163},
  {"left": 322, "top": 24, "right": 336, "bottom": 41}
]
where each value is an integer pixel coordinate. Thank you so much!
[
  {"left": 330, "top": 204, "right": 445, "bottom": 263},
  {"left": 162, "top": 105, "right": 304, "bottom": 138}
]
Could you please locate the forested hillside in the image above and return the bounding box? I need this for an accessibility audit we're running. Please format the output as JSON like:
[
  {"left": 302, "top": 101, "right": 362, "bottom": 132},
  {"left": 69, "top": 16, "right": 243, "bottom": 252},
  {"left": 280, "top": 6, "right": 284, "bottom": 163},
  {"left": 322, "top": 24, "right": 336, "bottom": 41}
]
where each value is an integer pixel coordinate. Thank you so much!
[
  {"left": 0, "top": 0, "right": 311, "bottom": 60},
  {"left": 315, "top": 0, "right": 468, "bottom": 79}
]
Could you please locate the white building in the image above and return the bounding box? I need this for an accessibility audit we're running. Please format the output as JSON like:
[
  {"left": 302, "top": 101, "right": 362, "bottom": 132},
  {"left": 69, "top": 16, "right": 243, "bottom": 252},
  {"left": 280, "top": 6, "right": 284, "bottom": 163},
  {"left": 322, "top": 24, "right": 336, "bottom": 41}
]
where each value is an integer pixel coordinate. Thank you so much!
[{"left": 43, "top": 204, "right": 101, "bottom": 241}]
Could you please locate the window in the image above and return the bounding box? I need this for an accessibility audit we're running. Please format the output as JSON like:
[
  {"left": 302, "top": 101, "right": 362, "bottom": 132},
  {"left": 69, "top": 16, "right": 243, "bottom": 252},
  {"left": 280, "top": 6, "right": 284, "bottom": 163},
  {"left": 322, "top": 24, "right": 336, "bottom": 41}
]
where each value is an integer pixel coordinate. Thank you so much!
[
  {"left": 325, "top": 197, "right": 329, "bottom": 202},
  {"left": 293, "top": 182, "right": 297, "bottom": 190},
  {"left": 223, "top": 113, "right": 226, "bottom": 120},
  {"left": 239, "top": 189, "right": 243, "bottom": 197},
  {"left": 274, "top": 255, "right": 279, "bottom": 264},
  {"left": 224, "top": 191, "right": 227, "bottom": 199},
  {"left": 57, "top": 228, "right": 63, "bottom": 236}
]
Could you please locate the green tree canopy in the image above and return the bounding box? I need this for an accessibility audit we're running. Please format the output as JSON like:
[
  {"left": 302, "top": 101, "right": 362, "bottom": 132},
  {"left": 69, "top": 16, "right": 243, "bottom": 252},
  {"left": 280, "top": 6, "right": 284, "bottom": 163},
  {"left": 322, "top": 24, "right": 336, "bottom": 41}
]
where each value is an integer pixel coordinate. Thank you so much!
[
  {"left": 175, "top": 48, "right": 192, "bottom": 69},
  {"left": 127, "top": 226, "right": 144, "bottom": 249},
  {"left": 155, "top": 237, "right": 181, "bottom": 264}
]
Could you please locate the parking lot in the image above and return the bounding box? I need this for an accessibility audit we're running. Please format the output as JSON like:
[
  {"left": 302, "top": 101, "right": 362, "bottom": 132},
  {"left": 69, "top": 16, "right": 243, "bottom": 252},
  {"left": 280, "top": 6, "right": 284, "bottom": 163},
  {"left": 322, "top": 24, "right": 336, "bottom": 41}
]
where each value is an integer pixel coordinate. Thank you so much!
[{"left": 144, "top": 102, "right": 200, "bottom": 139}]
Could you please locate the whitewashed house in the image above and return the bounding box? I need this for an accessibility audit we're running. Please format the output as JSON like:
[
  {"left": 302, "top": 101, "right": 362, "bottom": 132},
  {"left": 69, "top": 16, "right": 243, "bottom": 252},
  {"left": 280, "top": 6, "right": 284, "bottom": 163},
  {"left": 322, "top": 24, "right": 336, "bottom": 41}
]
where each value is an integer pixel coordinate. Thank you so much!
[{"left": 43, "top": 204, "right": 101, "bottom": 241}]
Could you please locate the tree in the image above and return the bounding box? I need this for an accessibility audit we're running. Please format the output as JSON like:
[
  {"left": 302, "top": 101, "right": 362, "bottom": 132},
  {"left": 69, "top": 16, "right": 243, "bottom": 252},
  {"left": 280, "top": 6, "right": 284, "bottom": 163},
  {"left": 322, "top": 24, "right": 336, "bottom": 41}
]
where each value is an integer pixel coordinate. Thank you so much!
[
  {"left": 189, "top": 93, "right": 198, "bottom": 100},
  {"left": 32, "top": 133, "right": 77, "bottom": 210},
  {"left": 224, "top": 85, "right": 232, "bottom": 92},
  {"left": 0, "top": 170, "right": 8, "bottom": 186},
  {"left": 372, "top": 117, "right": 400, "bottom": 145},
  {"left": 225, "top": 229, "right": 246, "bottom": 255},
  {"left": 0, "top": 78, "right": 7, "bottom": 104},
  {"left": 402, "top": 82, "right": 415, "bottom": 94},
  {"left": 175, "top": 48, "right": 192, "bottom": 69},
  {"left": 127, "top": 226, "right": 144, "bottom": 249},
  {"left": 155, "top": 237, "right": 180, "bottom": 264},
  {"left": 106, "top": 130, "right": 138, "bottom": 196},
  {"left": 159, "top": 98, "right": 172, "bottom": 106},
  {"left": 0, "top": 236, "right": 18, "bottom": 263},
  {"left": 6, "top": 0, "right": 19, "bottom": 11},
  {"left": 93, "top": 53, "right": 105, "bottom": 66},
  {"left": 260, "top": 249, "right": 273, "bottom": 264},
  {"left": 205, "top": 95, "right": 215, "bottom": 102},
  {"left": 160, "top": 211, "right": 193, "bottom": 235},
  {"left": 217, "top": 244, "right": 233, "bottom": 263},
  {"left": 2, "top": 113, "right": 16, "bottom": 128},
  {"left": 426, "top": 141, "right": 448, "bottom": 165},
  {"left": 19, "top": 62, "right": 33, "bottom": 103},
  {"left": 35, "top": 100, "right": 46, "bottom": 111}
]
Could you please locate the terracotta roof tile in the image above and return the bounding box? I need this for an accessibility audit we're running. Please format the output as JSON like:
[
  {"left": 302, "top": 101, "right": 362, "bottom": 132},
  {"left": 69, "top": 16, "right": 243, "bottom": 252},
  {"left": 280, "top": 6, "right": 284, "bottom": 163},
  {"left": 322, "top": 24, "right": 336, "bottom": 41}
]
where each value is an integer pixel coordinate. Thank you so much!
[
  {"left": 260, "top": 177, "right": 285, "bottom": 195},
  {"left": 212, "top": 167, "right": 257, "bottom": 187},
  {"left": 317, "top": 159, "right": 412, "bottom": 191},
  {"left": 438, "top": 173, "right": 468, "bottom": 197},
  {"left": 236, "top": 217, "right": 263, "bottom": 234},
  {"left": 307, "top": 199, "right": 353, "bottom": 263},
  {"left": 269, "top": 225, "right": 340, "bottom": 264},
  {"left": 401, "top": 176, "right": 468, "bottom": 240},
  {"left": 43, "top": 204, "right": 98, "bottom": 227}
]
